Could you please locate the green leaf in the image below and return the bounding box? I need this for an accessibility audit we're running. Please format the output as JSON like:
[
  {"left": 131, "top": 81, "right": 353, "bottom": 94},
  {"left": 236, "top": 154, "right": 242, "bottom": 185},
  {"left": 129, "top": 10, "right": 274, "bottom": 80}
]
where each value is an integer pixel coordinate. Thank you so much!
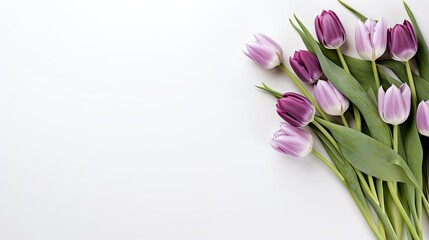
[
  {"left": 338, "top": 0, "right": 367, "bottom": 22},
  {"left": 293, "top": 16, "right": 392, "bottom": 146},
  {"left": 316, "top": 118, "right": 420, "bottom": 190},
  {"left": 404, "top": 1, "right": 429, "bottom": 82},
  {"left": 313, "top": 127, "right": 398, "bottom": 240}
]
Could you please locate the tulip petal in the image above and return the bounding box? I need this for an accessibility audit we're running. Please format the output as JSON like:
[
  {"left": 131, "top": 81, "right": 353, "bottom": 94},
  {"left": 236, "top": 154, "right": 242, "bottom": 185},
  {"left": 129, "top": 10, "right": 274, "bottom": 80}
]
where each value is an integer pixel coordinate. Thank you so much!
[
  {"left": 417, "top": 101, "right": 429, "bottom": 136},
  {"left": 373, "top": 17, "right": 387, "bottom": 59},
  {"left": 355, "top": 20, "right": 373, "bottom": 60}
]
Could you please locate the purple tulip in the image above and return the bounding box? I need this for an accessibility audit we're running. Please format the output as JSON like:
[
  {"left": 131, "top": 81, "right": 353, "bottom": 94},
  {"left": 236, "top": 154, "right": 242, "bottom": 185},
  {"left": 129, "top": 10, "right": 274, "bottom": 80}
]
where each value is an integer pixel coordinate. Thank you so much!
[
  {"left": 315, "top": 10, "right": 346, "bottom": 49},
  {"left": 289, "top": 50, "right": 324, "bottom": 84},
  {"left": 388, "top": 20, "right": 418, "bottom": 61},
  {"left": 378, "top": 84, "right": 411, "bottom": 125},
  {"left": 271, "top": 123, "right": 313, "bottom": 158},
  {"left": 314, "top": 80, "right": 349, "bottom": 116},
  {"left": 417, "top": 100, "right": 429, "bottom": 137},
  {"left": 276, "top": 93, "right": 316, "bottom": 127},
  {"left": 244, "top": 33, "right": 283, "bottom": 69},
  {"left": 355, "top": 17, "right": 387, "bottom": 61}
]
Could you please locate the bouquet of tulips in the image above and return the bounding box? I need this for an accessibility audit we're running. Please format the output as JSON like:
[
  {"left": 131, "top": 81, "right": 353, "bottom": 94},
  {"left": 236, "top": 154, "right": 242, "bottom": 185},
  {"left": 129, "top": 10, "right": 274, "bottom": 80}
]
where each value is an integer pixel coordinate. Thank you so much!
[{"left": 244, "top": 1, "right": 429, "bottom": 240}]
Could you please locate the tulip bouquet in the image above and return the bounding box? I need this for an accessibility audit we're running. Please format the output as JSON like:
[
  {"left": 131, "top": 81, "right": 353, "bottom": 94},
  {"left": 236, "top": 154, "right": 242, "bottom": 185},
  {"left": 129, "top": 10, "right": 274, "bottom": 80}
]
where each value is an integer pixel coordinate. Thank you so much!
[{"left": 244, "top": 1, "right": 429, "bottom": 239}]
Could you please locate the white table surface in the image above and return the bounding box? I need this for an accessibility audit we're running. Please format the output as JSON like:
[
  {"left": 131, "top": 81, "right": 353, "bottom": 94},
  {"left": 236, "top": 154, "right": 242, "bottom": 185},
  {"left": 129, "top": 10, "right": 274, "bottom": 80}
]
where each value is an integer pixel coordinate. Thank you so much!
[{"left": 0, "top": 0, "right": 427, "bottom": 239}]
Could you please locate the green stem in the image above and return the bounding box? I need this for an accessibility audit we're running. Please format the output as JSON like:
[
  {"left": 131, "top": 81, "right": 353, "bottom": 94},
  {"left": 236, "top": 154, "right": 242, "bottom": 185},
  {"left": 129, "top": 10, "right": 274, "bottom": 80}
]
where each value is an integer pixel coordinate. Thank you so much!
[
  {"left": 405, "top": 61, "right": 417, "bottom": 104},
  {"left": 371, "top": 60, "right": 381, "bottom": 90},
  {"left": 368, "top": 176, "right": 377, "bottom": 201},
  {"left": 356, "top": 171, "right": 379, "bottom": 205},
  {"left": 278, "top": 64, "right": 329, "bottom": 121},
  {"left": 336, "top": 48, "right": 362, "bottom": 133},
  {"left": 387, "top": 182, "right": 420, "bottom": 240},
  {"left": 312, "top": 121, "right": 340, "bottom": 152},
  {"left": 255, "top": 84, "right": 282, "bottom": 99},
  {"left": 353, "top": 106, "right": 361, "bottom": 132},
  {"left": 393, "top": 125, "right": 399, "bottom": 153},
  {"left": 340, "top": 114, "right": 349, "bottom": 127},
  {"left": 389, "top": 125, "right": 419, "bottom": 239},
  {"left": 376, "top": 179, "right": 386, "bottom": 238},
  {"left": 336, "top": 48, "right": 350, "bottom": 73},
  {"left": 312, "top": 150, "right": 345, "bottom": 182}
]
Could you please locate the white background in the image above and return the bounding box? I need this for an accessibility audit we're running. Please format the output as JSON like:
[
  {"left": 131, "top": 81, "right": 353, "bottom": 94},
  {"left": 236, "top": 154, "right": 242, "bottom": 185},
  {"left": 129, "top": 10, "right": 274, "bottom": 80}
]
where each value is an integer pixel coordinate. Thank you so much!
[{"left": 0, "top": 0, "right": 427, "bottom": 239}]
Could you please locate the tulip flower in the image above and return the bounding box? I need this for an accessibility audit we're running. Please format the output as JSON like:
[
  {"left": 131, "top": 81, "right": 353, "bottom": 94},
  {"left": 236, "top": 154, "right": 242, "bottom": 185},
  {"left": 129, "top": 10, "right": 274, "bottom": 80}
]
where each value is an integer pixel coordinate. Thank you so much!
[
  {"left": 313, "top": 80, "right": 349, "bottom": 116},
  {"left": 388, "top": 20, "right": 418, "bottom": 62},
  {"left": 315, "top": 10, "right": 346, "bottom": 49},
  {"left": 244, "top": 33, "right": 283, "bottom": 69},
  {"left": 355, "top": 17, "right": 387, "bottom": 61},
  {"left": 271, "top": 123, "right": 313, "bottom": 158},
  {"left": 289, "top": 50, "right": 324, "bottom": 84},
  {"left": 417, "top": 100, "right": 429, "bottom": 137},
  {"left": 378, "top": 84, "right": 411, "bottom": 125},
  {"left": 276, "top": 93, "right": 316, "bottom": 127}
]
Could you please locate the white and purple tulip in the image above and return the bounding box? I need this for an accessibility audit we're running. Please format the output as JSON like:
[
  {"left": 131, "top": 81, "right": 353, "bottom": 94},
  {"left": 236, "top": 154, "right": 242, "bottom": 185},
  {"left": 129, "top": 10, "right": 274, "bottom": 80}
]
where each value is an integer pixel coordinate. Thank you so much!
[
  {"left": 417, "top": 100, "right": 429, "bottom": 137},
  {"left": 276, "top": 93, "right": 316, "bottom": 127},
  {"left": 313, "top": 80, "right": 349, "bottom": 116},
  {"left": 388, "top": 20, "right": 418, "bottom": 62},
  {"left": 315, "top": 10, "right": 346, "bottom": 49},
  {"left": 244, "top": 33, "right": 283, "bottom": 69},
  {"left": 289, "top": 50, "right": 324, "bottom": 84},
  {"left": 378, "top": 84, "right": 411, "bottom": 125},
  {"left": 271, "top": 123, "right": 313, "bottom": 158},
  {"left": 355, "top": 17, "right": 387, "bottom": 61}
]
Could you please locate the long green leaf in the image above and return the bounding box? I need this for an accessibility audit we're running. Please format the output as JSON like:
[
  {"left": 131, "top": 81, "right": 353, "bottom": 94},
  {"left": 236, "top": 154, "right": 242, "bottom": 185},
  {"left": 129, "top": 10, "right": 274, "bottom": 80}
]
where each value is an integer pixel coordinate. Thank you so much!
[
  {"left": 404, "top": 1, "right": 429, "bottom": 82},
  {"left": 293, "top": 16, "right": 392, "bottom": 146},
  {"left": 313, "top": 128, "right": 398, "bottom": 240},
  {"left": 337, "top": 0, "right": 367, "bottom": 22},
  {"left": 316, "top": 118, "right": 420, "bottom": 190}
]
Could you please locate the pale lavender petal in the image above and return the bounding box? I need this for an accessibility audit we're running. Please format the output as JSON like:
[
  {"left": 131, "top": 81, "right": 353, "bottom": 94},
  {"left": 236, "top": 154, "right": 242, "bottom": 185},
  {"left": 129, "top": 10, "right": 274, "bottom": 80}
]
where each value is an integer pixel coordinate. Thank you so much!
[
  {"left": 400, "top": 83, "right": 411, "bottom": 118},
  {"left": 355, "top": 20, "right": 373, "bottom": 60},
  {"left": 382, "top": 85, "right": 408, "bottom": 125},
  {"left": 372, "top": 17, "right": 387, "bottom": 59},
  {"left": 314, "top": 80, "right": 348, "bottom": 116},
  {"left": 378, "top": 86, "right": 386, "bottom": 121},
  {"left": 417, "top": 101, "right": 429, "bottom": 136},
  {"left": 272, "top": 124, "right": 313, "bottom": 157}
]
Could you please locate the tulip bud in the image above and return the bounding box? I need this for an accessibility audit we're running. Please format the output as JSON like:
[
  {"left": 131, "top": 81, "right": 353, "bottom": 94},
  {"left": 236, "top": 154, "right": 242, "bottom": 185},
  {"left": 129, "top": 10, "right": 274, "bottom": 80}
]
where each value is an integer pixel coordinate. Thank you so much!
[
  {"left": 314, "top": 80, "right": 349, "bottom": 116},
  {"left": 416, "top": 100, "right": 429, "bottom": 137},
  {"left": 271, "top": 123, "right": 313, "bottom": 158},
  {"left": 276, "top": 93, "right": 316, "bottom": 127},
  {"left": 378, "top": 84, "right": 411, "bottom": 125},
  {"left": 289, "top": 50, "right": 324, "bottom": 84},
  {"left": 315, "top": 10, "right": 346, "bottom": 49},
  {"left": 244, "top": 33, "right": 283, "bottom": 69},
  {"left": 355, "top": 17, "right": 387, "bottom": 61},
  {"left": 388, "top": 20, "right": 418, "bottom": 61}
]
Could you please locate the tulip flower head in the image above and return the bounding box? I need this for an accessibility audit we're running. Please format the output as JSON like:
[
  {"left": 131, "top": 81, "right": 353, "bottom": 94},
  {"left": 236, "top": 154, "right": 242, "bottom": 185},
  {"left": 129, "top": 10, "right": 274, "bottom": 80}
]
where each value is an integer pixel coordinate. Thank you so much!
[
  {"left": 276, "top": 93, "right": 316, "bottom": 127},
  {"left": 355, "top": 17, "right": 387, "bottom": 61},
  {"left": 271, "top": 123, "right": 313, "bottom": 158},
  {"left": 388, "top": 20, "right": 418, "bottom": 62},
  {"left": 417, "top": 100, "right": 429, "bottom": 137},
  {"left": 378, "top": 84, "right": 411, "bottom": 125},
  {"left": 289, "top": 50, "right": 324, "bottom": 84},
  {"left": 244, "top": 33, "right": 283, "bottom": 69},
  {"left": 313, "top": 80, "right": 349, "bottom": 116},
  {"left": 315, "top": 10, "right": 346, "bottom": 49}
]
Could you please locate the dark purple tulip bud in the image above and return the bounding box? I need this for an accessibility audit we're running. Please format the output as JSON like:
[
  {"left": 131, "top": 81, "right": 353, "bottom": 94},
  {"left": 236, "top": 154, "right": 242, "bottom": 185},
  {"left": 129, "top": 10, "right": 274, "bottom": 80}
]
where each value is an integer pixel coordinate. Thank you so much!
[
  {"left": 289, "top": 50, "right": 324, "bottom": 84},
  {"left": 315, "top": 10, "right": 346, "bottom": 49},
  {"left": 388, "top": 20, "right": 418, "bottom": 61},
  {"left": 276, "top": 93, "right": 316, "bottom": 127}
]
